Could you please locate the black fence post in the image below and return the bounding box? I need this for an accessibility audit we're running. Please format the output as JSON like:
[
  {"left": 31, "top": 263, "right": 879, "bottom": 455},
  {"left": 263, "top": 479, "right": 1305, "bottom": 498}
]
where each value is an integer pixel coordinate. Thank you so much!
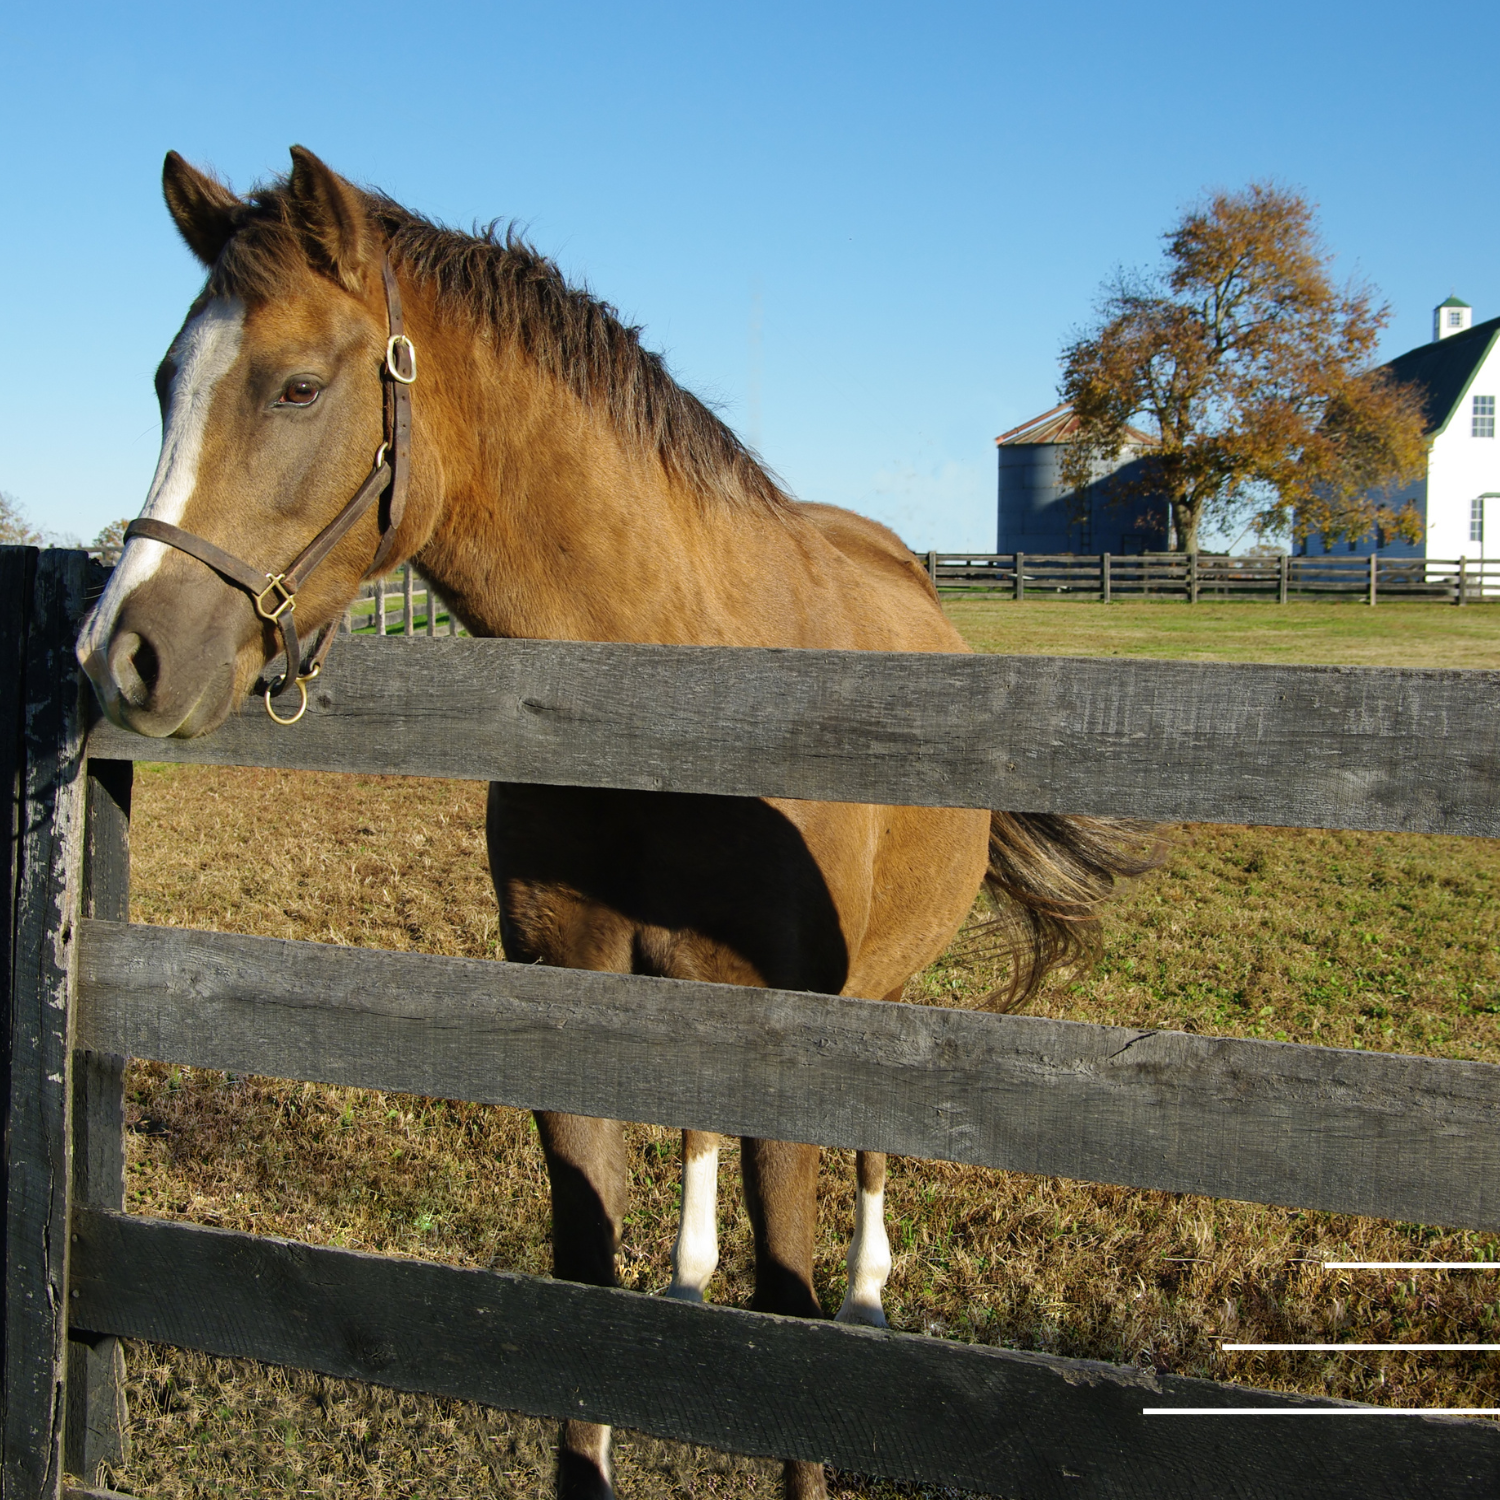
[
  {"left": 65, "top": 745, "right": 131, "bottom": 1487},
  {"left": 3, "top": 547, "right": 93, "bottom": 1499}
]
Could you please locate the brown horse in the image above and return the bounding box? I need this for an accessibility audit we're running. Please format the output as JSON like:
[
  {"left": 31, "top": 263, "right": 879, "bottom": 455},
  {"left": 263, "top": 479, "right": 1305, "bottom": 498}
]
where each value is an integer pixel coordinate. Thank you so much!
[{"left": 79, "top": 147, "right": 1151, "bottom": 1500}]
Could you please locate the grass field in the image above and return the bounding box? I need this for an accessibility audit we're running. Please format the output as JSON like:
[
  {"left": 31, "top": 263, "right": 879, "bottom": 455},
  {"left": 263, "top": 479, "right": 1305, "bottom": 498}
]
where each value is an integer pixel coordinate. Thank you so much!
[
  {"left": 945, "top": 597, "right": 1500, "bottom": 667},
  {"left": 95, "top": 602, "right": 1500, "bottom": 1498}
]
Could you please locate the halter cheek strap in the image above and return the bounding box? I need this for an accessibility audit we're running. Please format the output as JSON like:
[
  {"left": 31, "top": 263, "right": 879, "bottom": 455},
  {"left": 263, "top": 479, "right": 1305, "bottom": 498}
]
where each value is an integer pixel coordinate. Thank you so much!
[{"left": 125, "top": 254, "right": 416, "bottom": 725}]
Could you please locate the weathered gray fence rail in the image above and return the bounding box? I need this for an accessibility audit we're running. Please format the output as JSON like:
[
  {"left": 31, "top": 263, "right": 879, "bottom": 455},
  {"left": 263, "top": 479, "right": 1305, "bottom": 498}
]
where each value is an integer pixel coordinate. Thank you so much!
[
  {"left": 89, "top": 636, "right": 1500, "bottom": 836},
  {"left": 8, "top": 544, "right": 1500, "bottom": 1499},
  {"left": 68, "top": 1206, "right": 1500, "bottom": 1500},
  {"left": 77, "top": 918, "right": 1500, "bottom": 1232},
  {"left": 927, "top": 551, "right": 1500, "bottom": 605}
]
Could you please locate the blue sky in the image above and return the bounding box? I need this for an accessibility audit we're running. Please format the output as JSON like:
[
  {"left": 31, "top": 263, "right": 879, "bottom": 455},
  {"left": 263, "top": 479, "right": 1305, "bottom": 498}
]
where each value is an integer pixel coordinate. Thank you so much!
[{"left": 4, "top": 1, "right": 1496, "bottom": 552}]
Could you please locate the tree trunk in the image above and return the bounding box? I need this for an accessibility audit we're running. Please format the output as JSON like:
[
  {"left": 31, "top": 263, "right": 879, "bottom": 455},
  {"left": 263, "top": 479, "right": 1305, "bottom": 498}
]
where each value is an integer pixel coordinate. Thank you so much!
[{"left": 1171, "top": 499, "right": 1201, "bottom": 554}]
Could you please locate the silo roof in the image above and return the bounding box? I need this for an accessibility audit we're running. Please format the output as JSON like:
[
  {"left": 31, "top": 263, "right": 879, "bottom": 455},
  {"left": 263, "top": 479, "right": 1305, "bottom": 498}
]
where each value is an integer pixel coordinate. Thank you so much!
[{"left": 995, "top": 404, "right": 1156, "bottom": 447}]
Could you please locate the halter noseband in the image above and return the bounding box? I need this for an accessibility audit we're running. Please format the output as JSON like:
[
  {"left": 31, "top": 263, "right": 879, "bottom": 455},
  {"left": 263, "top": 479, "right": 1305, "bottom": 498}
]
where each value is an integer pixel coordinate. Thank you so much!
[{"left": 125, "top": 254, "right": 416, "bottom": 725}]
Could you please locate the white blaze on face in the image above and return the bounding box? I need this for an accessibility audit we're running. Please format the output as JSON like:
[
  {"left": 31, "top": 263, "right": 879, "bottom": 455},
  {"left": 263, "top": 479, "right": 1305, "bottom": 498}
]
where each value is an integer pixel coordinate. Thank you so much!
[
  {"left": 76, "top": 297, "right": 246, "bottom": 696},
  {"left": 665, "top": 1135, "right": 720, "bottom": 1302},
  {"left": 836, "top": 1181, "right": 892, "bottom": 1327}
]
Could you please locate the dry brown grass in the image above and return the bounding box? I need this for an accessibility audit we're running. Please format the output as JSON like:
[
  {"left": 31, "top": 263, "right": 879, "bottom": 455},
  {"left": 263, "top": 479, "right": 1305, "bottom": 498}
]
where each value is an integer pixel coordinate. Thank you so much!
[
  {"left": 88, "top": 598, "right": 1500, "bottom": 1496},
  {"left": 101, "top": 766, "right": 953, "bottom": 1499}
]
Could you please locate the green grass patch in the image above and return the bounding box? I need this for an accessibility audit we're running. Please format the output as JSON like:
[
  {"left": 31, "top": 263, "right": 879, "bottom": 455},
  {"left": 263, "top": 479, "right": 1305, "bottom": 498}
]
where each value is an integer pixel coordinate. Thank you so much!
[{"left": 945, "top": 598, "right": 1500, "bottom": 668}]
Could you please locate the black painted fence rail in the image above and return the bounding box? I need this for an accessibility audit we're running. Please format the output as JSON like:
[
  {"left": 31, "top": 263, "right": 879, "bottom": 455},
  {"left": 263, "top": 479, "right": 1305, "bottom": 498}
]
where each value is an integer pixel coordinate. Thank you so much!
[
  {"left": 77, "top": 919, "right": 1500, "bottom": 1233},
  {"left": 88, "top": 636, "right": 1500, "bottom": 836},
  {"left": 70, "top": 1207, "right": 1500, "bottom": 1500},
  {"left": 928, "top": 551, "right": 1500, "bottom": 604}
]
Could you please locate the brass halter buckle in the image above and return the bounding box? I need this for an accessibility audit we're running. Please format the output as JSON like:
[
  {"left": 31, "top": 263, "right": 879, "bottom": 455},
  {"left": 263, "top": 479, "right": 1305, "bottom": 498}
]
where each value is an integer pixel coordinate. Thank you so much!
[
  {"left": 254, "top": 573, "right": 296, "bottom": 622},
  {"left": 264, "top": 661, "right": 321, "bottom": 726}
]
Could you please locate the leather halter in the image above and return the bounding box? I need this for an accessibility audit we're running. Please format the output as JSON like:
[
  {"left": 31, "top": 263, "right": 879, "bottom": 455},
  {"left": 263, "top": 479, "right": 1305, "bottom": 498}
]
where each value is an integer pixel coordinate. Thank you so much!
[{"left": 125, "top": 255, "right": 416, "bottom": 724}]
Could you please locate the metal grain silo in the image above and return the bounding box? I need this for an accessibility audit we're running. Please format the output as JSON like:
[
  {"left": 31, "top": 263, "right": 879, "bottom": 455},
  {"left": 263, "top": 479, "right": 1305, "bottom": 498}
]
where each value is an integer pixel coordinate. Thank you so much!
[{"left": 996, "top": 405, "right": 1167, "bottom": 553}]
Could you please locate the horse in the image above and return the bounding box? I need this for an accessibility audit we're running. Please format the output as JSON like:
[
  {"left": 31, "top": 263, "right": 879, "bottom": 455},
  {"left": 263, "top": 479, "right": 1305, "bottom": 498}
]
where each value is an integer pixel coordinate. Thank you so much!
[{"left": 78, "top": 146, "right": 1153, "bottom": 1500}]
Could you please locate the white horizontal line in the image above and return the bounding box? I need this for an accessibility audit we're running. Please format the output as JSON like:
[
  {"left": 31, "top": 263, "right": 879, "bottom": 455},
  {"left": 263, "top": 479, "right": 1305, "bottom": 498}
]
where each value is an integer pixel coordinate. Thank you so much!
[
  {"left": 1218, "top": 1350, "right": 1500, "bottom": 1362},
  {"left": 1324, "top": 1262, "right": 1500, "bottom": 1270},
  {"left": 1144, "top": 1408, "right": 1500, "bottom": 1417}
]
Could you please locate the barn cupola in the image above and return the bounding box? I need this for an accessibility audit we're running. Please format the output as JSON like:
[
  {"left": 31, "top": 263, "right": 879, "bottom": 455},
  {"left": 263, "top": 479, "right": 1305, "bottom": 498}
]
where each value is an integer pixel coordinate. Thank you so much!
[{"left": 1435, "top": 295, "right": 1473, "bottom": 341}]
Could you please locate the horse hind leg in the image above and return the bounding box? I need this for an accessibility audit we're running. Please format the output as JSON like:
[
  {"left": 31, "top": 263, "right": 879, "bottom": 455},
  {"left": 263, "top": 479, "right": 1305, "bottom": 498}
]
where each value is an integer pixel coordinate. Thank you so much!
[
  {"left": 666, "top": 1129, "right": 720, "bottom": 1301},
  {"left": 835, "top": 1150, "right": 891, "bottom": 1328},
  {"left": 534, "top": 1111, "right": 628, "bottom": 1500},
  {"left": 836, "top": 979, "right": 901, "bottom": 1328},
  {"left": 557, "top": 1421, "right": 613, "bottom": 1500},
  {"left": 740, "top": 1136, "right": 827, "bottom": 1500}
]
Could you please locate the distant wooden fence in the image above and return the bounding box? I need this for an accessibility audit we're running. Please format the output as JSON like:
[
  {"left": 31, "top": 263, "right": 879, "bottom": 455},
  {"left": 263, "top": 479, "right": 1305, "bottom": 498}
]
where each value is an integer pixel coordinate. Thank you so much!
[
  {"left": 342, "top": 564, "right": 468, "bottom": 637},
  {"left": 8, "top": 545, "right": 1500, "bottom": 1499},
  {"left": 924, "top": 550, "right": 1500, "bottom": 605}
]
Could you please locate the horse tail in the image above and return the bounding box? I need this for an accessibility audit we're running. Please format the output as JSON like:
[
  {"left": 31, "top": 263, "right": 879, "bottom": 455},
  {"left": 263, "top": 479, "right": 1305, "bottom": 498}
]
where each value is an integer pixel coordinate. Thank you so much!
[{"left": 971, "top": 812, "right": 1163, "bottom": 1011}]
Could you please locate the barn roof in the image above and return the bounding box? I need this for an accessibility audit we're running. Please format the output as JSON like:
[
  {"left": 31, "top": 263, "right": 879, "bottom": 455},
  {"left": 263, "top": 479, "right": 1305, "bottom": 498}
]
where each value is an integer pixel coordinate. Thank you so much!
[
  {"left": 1384, "top": 315, "right": 1500, "bottom": 437},
  {"left": 995, "top": 404, "right": 1156, "bottom": 447}
]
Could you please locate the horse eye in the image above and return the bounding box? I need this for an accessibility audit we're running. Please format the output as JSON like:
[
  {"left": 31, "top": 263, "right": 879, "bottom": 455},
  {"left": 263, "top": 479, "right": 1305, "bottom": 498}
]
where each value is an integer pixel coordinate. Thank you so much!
[{"left": 277, "top": 379, "right": 321, "bottom": 407}]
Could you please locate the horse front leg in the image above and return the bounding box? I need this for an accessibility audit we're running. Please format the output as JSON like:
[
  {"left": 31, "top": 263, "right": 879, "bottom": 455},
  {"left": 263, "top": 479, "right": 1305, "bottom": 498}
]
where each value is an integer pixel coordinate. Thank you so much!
[
  {"left": 535, "top": 1110, "right": 628, "bottom": 1500},
  {"left": 666, "top": 1129, "right": 720, "bottom": 1301},
  {"left": 835, "top": 1150, "right": 891, "bottom": 1327}
]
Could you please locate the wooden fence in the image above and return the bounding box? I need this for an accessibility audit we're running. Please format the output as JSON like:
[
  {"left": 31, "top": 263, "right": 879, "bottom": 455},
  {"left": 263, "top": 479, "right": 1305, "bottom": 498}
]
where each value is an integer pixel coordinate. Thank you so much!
[
  {"left": 341, "top": 564, "right": 468, "bottom": 637},
  {"left": 7, "top": 544, "right": 1500, "bottom": 1499},
  {"left": 924, "top": 551, "right": 1500, "bottom": 604}
]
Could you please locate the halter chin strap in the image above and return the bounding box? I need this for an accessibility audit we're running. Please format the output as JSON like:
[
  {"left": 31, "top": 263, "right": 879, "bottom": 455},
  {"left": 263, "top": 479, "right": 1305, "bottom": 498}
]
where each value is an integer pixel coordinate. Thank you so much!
[{"left": 125, "top": 254, "right": 416, "bottom": 724}]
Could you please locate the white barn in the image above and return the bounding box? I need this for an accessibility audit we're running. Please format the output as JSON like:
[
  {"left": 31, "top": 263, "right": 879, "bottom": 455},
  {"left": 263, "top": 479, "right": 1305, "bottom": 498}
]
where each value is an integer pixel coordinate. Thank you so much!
[{"left": 1298, "top": 296, "right": 1500, "bottom": 559}]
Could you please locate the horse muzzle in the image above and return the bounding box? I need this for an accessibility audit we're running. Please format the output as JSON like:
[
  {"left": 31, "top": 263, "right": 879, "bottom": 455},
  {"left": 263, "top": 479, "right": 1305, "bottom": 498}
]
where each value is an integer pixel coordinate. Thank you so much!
[{"left": 80, "top": 587, "right": 245, "bottom": 739}]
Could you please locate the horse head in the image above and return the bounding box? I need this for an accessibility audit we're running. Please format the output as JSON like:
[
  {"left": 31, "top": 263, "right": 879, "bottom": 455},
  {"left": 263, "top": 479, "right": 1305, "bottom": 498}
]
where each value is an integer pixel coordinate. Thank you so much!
[{"left": 78, "top": 146, "right": 413, "bottom": 737}]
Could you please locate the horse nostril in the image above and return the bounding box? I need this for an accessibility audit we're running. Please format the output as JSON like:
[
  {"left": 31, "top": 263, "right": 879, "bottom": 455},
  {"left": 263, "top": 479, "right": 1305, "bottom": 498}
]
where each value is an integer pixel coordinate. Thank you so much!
[{"left": 110, "top": 631, "right": 162, "bottom": 708}]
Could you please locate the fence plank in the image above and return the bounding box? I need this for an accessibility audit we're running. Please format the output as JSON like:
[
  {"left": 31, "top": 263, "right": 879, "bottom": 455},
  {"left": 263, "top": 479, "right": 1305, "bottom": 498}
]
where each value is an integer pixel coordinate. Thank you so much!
[
  {"left": 65, "top": 760, "right": 131, "bottom": 1484},
  {"left": 76, "top": 920, "right": 1500, "bottom": 1232},
  {"left": 88, "top": 637, "right": 1500, "bottom": 836},
  {"left": 68, "top": 1207, "right": 1500, "bottom": 1499},
  {"left": 4, "top": 549, "right": 92, "bottom": 1500}
]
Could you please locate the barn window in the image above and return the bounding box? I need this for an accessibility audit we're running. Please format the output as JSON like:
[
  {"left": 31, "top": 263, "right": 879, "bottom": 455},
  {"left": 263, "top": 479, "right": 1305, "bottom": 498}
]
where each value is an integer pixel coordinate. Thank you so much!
[
  {"left": 1473, "top": 497, "right": 1486, "bottom": 544},
  {"left": 1474, "top": 395, "right": 1496, "bottom": 438},
  {"left": 1450, "top": 308, "right": 1466, "bottom": 328}
]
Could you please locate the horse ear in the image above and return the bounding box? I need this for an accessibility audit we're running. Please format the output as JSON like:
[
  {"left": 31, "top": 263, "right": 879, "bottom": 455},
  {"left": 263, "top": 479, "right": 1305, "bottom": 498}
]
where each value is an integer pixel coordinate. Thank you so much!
[
  {"left": 287, "top": 145, "right": 368, "bottom": 292},
  {"left": 162, "top": 152, "right": 240, "bottom": 266}
]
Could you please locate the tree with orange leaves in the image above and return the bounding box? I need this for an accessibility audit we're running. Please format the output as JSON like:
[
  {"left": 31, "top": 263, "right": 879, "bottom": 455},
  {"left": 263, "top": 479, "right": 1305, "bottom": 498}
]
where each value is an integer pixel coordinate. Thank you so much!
[{"left": 1059, "top": 183, "right": 1428, "bottom": 554}]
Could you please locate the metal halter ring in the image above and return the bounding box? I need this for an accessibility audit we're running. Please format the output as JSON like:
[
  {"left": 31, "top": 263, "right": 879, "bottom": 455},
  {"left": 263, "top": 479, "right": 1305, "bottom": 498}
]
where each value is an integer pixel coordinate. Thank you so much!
[
  {"left": 263, "top": 662, "right": 321, "bottom": 726},
  {"left": 386, "top": 334, "right": 417, "bottom": 384}
]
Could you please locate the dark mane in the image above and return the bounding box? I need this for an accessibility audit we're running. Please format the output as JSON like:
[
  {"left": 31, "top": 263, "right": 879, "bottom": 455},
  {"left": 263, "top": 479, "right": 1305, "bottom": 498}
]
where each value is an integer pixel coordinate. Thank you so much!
[{"left": 209, "top": 181, "right": 790, "bottom": 513}]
